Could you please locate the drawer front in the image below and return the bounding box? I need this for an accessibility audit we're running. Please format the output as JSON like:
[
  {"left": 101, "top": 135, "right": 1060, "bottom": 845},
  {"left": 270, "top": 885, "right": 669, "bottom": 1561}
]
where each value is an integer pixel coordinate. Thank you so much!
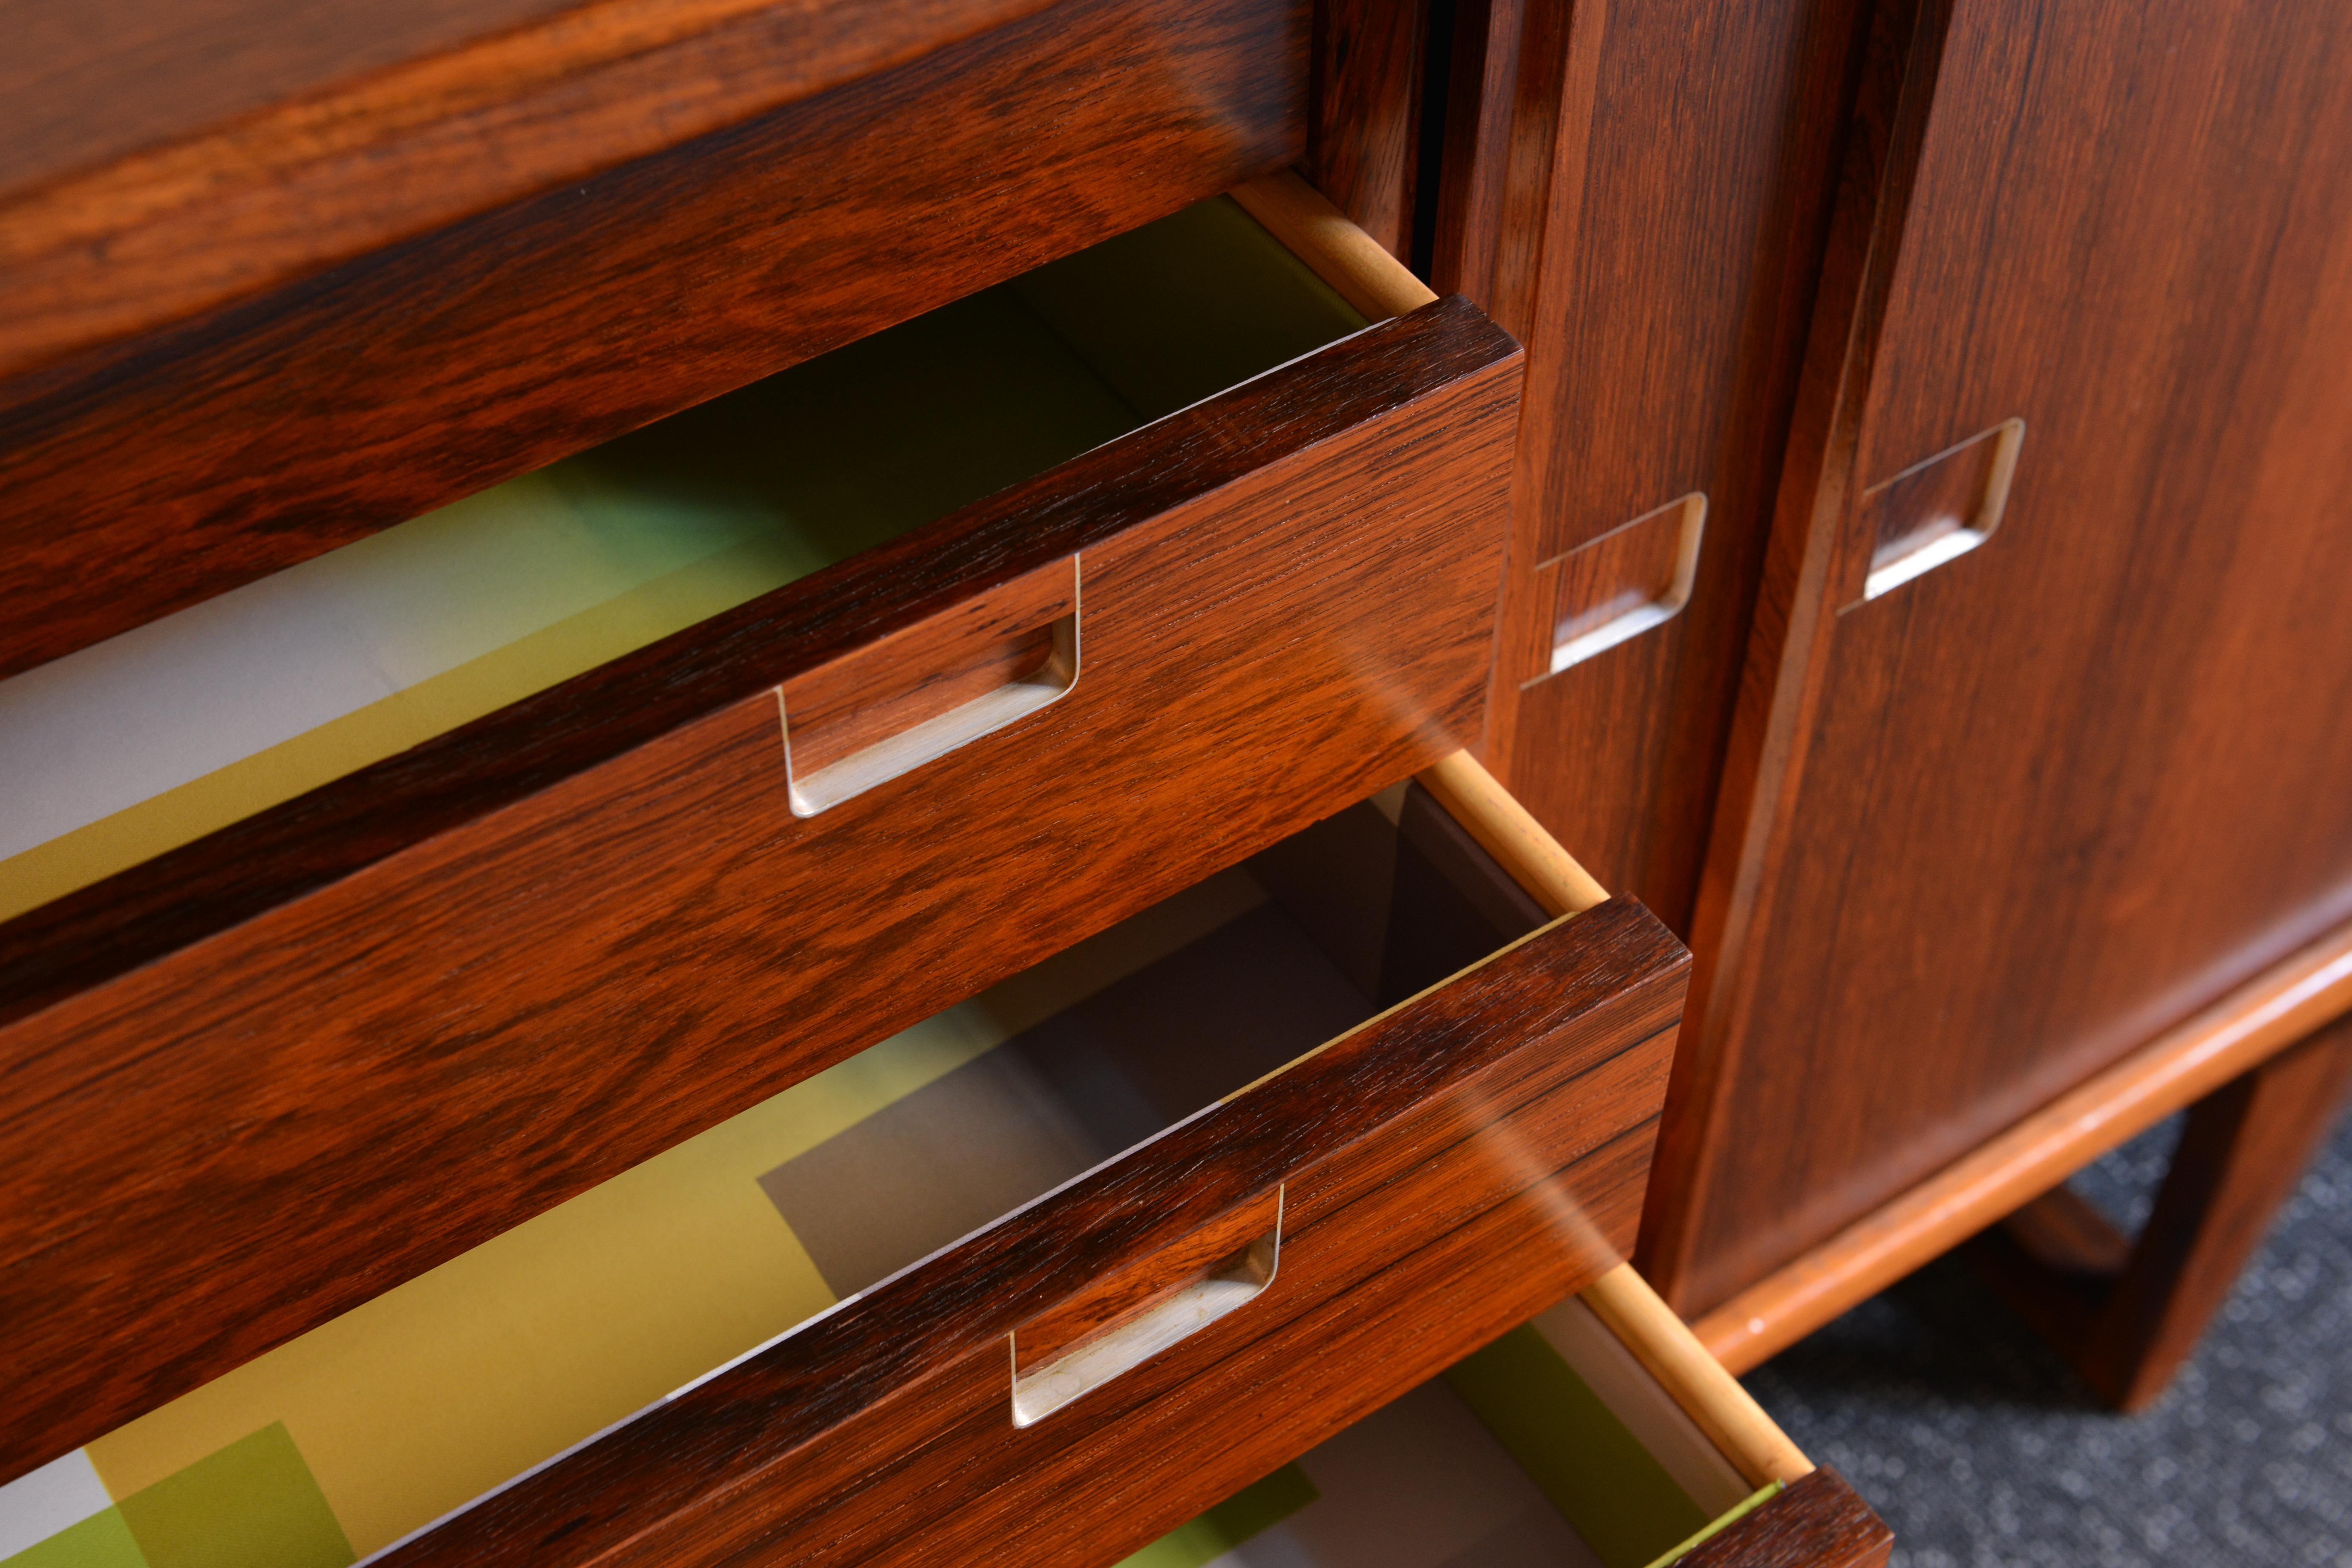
[
  {"left": 0, "top": 0, "right": 1308, "bottom": 681},
  {"left": 1682, "top": 1472, "right": 1893, "bottom": 1567},
  {"left": 0, "top": 294, "right": 1522, "bottom": 1479},
  {"left": 364, "top": 891, "right": 1689, "bottom": 1566}
]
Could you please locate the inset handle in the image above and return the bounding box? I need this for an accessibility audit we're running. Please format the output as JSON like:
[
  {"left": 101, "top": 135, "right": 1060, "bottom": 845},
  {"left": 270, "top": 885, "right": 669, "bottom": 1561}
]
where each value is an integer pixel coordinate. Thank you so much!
[
  {"left": 1521, "top": 494, "right": 1707, "bottom": 685},
  {"left": 1009, "top": 1186, "right": 1283, "bottom": 1427},
  {"left": 777, "top": 555, "right": 1079, "bottom": 816},
  {"left": 1845, "top": 418, "right": 2024, "bottom": 608}
]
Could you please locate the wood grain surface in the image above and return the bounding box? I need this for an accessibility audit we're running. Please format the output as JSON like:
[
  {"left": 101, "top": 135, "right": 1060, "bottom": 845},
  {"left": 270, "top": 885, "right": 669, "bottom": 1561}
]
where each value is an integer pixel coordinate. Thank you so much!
[
  {"left": 777, "top": 553, "right": 1076, "bottom": 781},
  {"left": 1680, "top": 1468, "right": 1894, "bottom": 1568},
  {"left": 1422, "top": 0, "right": 1541, "bottom": 318},
  {"left": 1435, "top": 0, "right": 1874, "bottom": 933},
  {"left": 0, "top": 0, "right": 1306, "bottom": 682},
  {"left": 1011, "top": 1185, "right": 1286, "bottom": 1379},
  {"left": 1693, "top": 910, "right": 2352, "bottom": 1373},
  {"left": 843, "top": 1131, "right": 1657, "bottom": 1568},
  {"left": 1643, "top": 0, "right": 1938, "bottom": 1318},
  {"left": 1652, "top": 0, "right": 2352, "bottom": 1316},
  {"left": 5, "top": 0, "right": 577, "bottom": 189},
  {"left": 0, "top": 300, "right": 1522, "bottom": 1483},
  {"left": 0, "top": 0, "right": 1059, "bottom": 380},
  {"left": 366, "top": 895, "right": 1688, "bottom": 1567},
  {"left": 1304, "top": 0, "right": 1430, "bottom": 259}
]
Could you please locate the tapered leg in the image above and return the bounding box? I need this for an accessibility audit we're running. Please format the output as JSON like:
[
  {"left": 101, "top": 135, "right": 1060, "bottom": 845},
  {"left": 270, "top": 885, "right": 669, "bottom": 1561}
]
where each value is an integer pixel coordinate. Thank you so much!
[{"left": 1970, "top": 1013, "right": 2352, "bottom": 1411}]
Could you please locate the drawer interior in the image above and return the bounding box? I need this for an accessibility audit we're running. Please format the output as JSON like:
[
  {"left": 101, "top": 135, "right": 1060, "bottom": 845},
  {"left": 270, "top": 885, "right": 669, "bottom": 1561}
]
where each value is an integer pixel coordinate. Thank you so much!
[
  {"left": 1121, "top": 1296, "right": 1774, "bottom": 1568},
  {"left": 0, "top": 196, "right": 1367, "bottom": 923},
  {"left": 0, "top": 782, "right": 1558, "bottom": 1566}
]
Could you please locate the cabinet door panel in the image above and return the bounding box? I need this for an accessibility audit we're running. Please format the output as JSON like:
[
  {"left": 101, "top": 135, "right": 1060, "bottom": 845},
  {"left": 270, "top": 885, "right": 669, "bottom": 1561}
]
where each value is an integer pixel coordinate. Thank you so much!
[
  {"left": 1651, "top": 0, "right": 2352, "bottom": 1311},
  {"left": 1442, "top": 0, "right": 1875, "bottom": 930}
]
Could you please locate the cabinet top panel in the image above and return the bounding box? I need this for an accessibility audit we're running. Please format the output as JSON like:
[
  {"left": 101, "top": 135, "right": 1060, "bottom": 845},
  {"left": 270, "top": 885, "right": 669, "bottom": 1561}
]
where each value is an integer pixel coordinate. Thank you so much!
[{"left": 0, "top": 0, "right": 1055, "bottom": 378}]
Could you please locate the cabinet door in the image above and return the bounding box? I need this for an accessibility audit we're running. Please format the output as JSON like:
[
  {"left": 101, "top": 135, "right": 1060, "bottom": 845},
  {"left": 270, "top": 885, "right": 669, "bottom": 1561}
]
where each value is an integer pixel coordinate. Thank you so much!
[
  {"left": 1438, "top": 0, "right": 1871, "bottom": 933},
  {"left": 1645, "top": 0, "right": 2352, "bottom": 1313}
]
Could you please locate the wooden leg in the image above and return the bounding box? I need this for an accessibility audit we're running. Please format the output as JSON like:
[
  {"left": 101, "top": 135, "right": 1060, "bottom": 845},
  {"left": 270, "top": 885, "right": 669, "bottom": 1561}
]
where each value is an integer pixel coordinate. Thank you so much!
[{"left": 1969, "top": 1013, "right": 2352, "bottom": 1411}]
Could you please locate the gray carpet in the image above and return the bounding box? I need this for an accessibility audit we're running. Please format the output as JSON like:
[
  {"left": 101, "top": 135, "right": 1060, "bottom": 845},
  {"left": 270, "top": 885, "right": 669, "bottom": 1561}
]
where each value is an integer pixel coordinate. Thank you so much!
[{"left": 1743, "top": 1115, "right": 2352, "bottom": 1566}]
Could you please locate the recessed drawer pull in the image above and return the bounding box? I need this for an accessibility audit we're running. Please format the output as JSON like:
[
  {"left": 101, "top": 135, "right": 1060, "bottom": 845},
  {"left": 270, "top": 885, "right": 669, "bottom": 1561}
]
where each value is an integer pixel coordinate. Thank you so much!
[
  {"left": 778, "top": 554, "right": 1081, "bottom": 816},
  {"left": 1519, "top": 493, "right": 1707, "bottom": 686},
  {"left": 1009, "top": 1185, "right": 1284, "bottom": 1427},
  {"left": 1845, "top": 417, "right": 2025, "bottom": 608}
]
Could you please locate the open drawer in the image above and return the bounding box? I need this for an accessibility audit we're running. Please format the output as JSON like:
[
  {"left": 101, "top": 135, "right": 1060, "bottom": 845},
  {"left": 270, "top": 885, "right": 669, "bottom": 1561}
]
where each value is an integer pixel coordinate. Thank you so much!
[
  {"left": 0, "top": 177, "right": 1525, "bottom": 1479},
  {"left": 0, "top": 754, "right": 1685, "bottom": 1567},
  {"left": 1123, "top": 1268, "right": 1892, "bottom": 1568}
]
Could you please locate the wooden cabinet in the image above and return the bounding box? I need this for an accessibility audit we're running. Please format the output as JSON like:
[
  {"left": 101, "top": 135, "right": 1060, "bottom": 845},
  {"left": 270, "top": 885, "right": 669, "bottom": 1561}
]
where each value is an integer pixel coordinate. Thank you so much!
[
  {"left": 357, "top": 767, "right": 1690, "bottom": 1567},
  {"left": 0, "top": 52, "right": 1885, "bottom": 1544},
  {"left": 0, "top": 0, "right": 1305, "bottom": 679},
  {"left": 1435, "top": 0, "right": 1871, "bottom": 936},
  {"left": 1104, "top": 1268, "right": 1888, "bottom": 1568},
  {"left": 29, "top": 0, "right": 2347, "bottom": 1556}
]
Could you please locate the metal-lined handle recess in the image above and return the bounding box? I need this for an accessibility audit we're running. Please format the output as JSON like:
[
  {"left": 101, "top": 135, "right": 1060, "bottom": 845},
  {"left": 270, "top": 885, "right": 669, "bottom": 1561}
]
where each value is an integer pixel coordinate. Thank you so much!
[
  {"left": 1009, "top": 1186, "right": 1283, "bottom": 1427},
  {"left": 1846, "top": 418, "right": 2024, "bottom": 607},
  {"left": 778, "top": 555, "right": 1080, "bottom": 816}
]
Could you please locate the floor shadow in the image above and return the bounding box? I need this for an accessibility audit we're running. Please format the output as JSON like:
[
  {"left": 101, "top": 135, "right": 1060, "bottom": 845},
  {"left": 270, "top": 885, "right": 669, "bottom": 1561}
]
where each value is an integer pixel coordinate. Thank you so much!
[
  {"left": 1739, "top": 1116, "right": 2352, "bottom": 1568},
  {"left": 1752, "top": 1253, "right": 2109, "bottom": 1415}
]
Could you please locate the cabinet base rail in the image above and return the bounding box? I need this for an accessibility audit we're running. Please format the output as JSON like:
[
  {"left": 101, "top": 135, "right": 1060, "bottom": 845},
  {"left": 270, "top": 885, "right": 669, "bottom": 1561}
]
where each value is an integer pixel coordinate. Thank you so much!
[{"left": 1694, "top": 914, "right": 2352, "bottom": 1373}]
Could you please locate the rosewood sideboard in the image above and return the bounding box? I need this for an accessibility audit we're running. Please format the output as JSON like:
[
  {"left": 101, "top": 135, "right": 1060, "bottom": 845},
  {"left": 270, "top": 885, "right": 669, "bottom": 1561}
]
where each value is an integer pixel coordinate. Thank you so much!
[{"left": 5, "top": 0, "right": 2344, "bottom": 1561}]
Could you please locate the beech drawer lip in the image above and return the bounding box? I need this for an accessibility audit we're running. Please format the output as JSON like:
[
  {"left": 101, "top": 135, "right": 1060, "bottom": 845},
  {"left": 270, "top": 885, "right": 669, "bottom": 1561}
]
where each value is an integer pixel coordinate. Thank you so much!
[{"left": 0, "top": 183, "right": 1525, "bottom": 1484}]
